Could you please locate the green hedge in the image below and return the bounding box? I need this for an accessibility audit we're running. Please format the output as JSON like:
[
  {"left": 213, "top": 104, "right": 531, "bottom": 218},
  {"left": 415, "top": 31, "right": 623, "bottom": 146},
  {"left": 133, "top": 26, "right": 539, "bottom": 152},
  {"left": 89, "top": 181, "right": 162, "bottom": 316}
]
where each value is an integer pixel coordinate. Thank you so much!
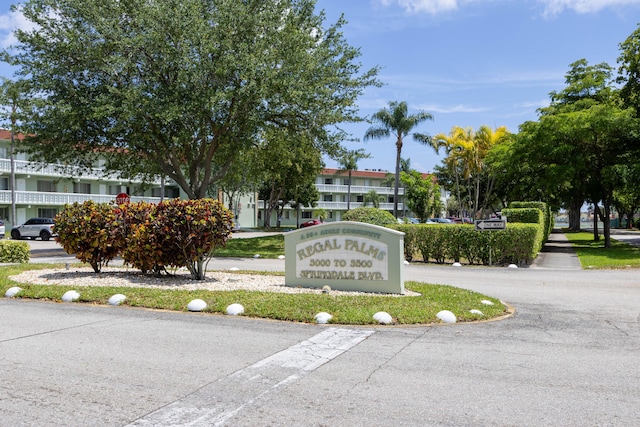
[
  {"left": 392, "top": 223, "right": 539, "bottom": 265},
  {"left": 507, "top": 201, "right": 553, "bottom": 241},
  {"left": 0, "top": 239, "right": 30, "bottom": 263}
]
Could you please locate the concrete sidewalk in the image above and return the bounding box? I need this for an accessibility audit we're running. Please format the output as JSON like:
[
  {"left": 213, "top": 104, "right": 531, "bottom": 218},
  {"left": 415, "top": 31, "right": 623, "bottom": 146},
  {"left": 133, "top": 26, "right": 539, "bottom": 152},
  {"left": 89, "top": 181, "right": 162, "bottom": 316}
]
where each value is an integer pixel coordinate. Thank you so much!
[{"left": 530, "top": 229, "right": 582, "bottom": 270}]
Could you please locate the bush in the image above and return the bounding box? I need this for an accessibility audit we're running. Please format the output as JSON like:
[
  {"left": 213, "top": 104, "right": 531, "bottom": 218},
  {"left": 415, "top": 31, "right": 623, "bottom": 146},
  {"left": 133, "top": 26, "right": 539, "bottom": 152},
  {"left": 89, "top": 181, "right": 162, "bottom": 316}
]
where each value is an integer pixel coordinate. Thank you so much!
[
  {"left": 0, "top": 240, "right": 30, "bottom": 263},
  {"left": 390, "top": 223, "right": 539, "bottom": 265},
  {"left": 56, "top": 198, "right": 234, "bottom": 279},
  {"left": 343, "top": 207, "right": 397, "bottom": 227},
  {"left": 54, "top": 201, "right": 121, "bottom": 272}
]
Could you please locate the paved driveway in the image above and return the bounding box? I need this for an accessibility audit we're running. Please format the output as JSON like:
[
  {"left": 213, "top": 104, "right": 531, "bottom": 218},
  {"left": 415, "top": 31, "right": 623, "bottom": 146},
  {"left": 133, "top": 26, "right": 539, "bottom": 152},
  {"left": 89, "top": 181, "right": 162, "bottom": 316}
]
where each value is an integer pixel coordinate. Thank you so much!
[{"left": 2, "top": 232, "right": 640, "bottom": 426}]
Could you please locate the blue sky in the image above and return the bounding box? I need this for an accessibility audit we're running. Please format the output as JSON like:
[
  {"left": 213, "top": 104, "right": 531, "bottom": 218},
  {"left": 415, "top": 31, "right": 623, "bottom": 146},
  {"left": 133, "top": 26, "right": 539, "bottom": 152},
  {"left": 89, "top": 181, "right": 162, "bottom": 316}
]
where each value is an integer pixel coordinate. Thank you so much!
[{"left": 1, "top": 0, "right": 639, "bottom": 174}]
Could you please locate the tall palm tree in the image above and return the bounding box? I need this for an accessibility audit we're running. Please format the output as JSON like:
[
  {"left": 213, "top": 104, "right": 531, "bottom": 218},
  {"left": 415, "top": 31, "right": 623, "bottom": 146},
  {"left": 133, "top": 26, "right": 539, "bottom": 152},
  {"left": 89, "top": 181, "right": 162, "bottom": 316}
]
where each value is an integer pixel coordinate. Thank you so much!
[
  {"left": 432, "top": 126, "right": 467, "bottom": 217},
  {"left": 337, "top": 148, "right": 370, "bottom": 211},
  {"left": 364, "top": 101, "right": 433, "bottom": 217}
]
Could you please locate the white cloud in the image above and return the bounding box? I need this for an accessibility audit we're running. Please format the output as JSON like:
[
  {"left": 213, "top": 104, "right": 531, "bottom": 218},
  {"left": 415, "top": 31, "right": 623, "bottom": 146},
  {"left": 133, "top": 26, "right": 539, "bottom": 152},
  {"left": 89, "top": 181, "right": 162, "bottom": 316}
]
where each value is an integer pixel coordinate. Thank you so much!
[
  {"left": 0, "top": 7, "right": 37, "bottom": 49},
  {"left": 539, "top": 0, "right": 640, "bottom": 15},
  {"left": 375, "top": 0, "right": 460, "bottom": 14}
]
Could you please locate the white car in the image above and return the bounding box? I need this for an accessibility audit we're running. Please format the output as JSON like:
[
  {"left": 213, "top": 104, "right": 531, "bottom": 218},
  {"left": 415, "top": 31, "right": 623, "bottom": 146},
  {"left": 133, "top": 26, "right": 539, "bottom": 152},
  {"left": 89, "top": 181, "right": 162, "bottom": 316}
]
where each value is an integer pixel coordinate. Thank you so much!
[
  {"left": 0, "top": 220, "right": 5, "bottom": 238},
  {"left": 11, "top": 218, "right": 57, "bottom": 241}
]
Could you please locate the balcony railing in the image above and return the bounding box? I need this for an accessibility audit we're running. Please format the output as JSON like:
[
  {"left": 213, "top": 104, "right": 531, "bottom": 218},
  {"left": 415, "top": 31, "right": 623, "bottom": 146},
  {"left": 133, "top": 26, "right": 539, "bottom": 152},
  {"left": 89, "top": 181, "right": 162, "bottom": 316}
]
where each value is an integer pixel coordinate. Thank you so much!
[
  {"left": 315, "top": 183, "right": 403, "bottom": 196},
  {"left": 0, "top": 158, "right": 162, "bottom": 185},
  {"left": 0, "top": 190, "right": 163, "bottom": 205},
  {"left": 314, "top": 201, "right": 400, "bottom": 211}
]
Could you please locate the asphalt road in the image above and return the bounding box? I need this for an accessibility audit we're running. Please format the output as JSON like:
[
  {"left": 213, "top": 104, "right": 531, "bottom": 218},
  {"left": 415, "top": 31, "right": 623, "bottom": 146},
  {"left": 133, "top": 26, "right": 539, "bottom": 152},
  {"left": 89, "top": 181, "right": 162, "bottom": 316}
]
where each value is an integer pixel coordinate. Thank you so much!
[{"left": 2, "top": 232, "right": 640, "bottom": 426}]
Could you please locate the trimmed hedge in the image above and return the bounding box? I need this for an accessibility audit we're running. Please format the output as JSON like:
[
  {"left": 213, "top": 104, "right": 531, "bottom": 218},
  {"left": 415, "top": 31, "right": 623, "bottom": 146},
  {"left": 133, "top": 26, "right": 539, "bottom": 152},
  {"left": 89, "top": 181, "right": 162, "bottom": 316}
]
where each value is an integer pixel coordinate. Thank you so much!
[
  {"left": 507, "top": 201, "right": 553, "bottom": 241},
  {"left": 0, "top": 239, "right": 30, "bottom": 263},
  {"left": 393, "top": 223, "right": 540, "bottom": 266}
]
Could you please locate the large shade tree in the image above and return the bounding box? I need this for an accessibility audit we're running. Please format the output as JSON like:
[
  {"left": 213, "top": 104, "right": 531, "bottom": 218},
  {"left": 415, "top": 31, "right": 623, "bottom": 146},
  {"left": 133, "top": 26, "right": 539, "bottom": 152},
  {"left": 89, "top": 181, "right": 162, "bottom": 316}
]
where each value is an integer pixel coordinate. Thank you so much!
[
  {"left": 5, "top": 0, "right": 379, "bottom": 199},
  {"left": 364, "top": 101, "right": 433, "bottom": 218}
]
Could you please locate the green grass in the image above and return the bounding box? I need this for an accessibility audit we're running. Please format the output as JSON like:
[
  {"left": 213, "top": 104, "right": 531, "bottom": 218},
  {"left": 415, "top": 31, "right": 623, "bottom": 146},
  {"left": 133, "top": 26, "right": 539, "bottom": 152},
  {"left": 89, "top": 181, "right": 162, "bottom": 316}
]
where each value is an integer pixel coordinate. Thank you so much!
[
  {"left": 1, "top": 263, "right": 508, "bottom": 325},
  {"left": 214, "top": 234, "right": 285, "bottom": 258},
  {"left": 564, "top": 231, "right": 640, "bottom": 269}
]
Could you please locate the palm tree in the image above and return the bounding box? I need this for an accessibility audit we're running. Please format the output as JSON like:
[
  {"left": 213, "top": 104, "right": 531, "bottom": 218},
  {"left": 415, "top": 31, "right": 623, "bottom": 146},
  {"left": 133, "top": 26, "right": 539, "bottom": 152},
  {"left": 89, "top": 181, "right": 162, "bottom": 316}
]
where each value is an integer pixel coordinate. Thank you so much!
[
  {"left": 364, "top": 101, "right": 433, "bottom": 218},
  {"left": 337, "top": 148, "right": 370, "bottom": 211},
  {"left": 363, "top": 189, "right": 382, "bottom": 208},
  {"left": 432, "top": 126, "right": 470, "bottom": 217}
]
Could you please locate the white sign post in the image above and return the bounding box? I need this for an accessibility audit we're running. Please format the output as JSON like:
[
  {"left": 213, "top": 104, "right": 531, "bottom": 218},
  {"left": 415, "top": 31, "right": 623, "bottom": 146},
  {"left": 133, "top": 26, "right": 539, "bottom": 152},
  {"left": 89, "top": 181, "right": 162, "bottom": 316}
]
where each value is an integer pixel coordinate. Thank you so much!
[{"left": 284, "top": 222, "right": 405, "bottom": 294}]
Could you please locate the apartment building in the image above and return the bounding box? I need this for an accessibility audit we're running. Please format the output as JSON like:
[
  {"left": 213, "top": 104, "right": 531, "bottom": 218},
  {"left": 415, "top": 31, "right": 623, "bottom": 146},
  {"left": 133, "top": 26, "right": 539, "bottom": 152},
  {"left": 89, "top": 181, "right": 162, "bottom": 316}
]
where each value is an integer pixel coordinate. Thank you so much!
[
  {"left": 0, "top": 130, "right": 179, "bottom": 228},
  {"left": 257, "top": 168, "right": 405, "bottom": 228},
  {"left": 1, "top": 130, "right": 431, "bottom": 230}
]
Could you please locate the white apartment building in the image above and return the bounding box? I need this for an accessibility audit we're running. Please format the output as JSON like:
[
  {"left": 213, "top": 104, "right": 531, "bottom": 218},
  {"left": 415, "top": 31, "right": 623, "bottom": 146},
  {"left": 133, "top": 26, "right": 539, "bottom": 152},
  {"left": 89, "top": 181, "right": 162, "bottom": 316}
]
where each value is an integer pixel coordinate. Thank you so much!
[
  {"left": 0, "top": 130, "right": 179, "bottom": 228},
  {"left": 1, "top": 130, "right": 432, "bottom": 230}
]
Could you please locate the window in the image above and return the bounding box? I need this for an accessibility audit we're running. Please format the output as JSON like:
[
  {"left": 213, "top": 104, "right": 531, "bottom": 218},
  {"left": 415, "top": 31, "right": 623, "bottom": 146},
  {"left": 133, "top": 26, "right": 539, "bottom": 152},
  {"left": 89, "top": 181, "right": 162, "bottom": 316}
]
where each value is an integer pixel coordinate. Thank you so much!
[
  {"left": 73, "top": 182, "right": 91, "bottom": 194},
  {"left": 37, "top": 180, "right": 56, "bottom": 192},
  {"left": 165, "top": 187, "right": 180, "bottom": 198},
  {"left": 0, "top": 177, "right": 8, "bottom": 191},
  {"left": 0, "top": 207, "right": 8, "bottom": 221},
  {"left": 284, "top": 211, "right": 290, "bottom": 220},
  {"left": 38, "top": 208, "right": 58, "bottom": 218},
  {"left": 323, "top": 194, "right": 333, "bottom": 202},
  {"left": 324, "top": 178, "right": 333, "bottom": 185},
  {"left": 108, "top": 185, "right": 121, "bottom": 195},
  {"left": 258, "top": 210, "right": 262, "bottom": 220},
  {"left": 0, "top": 147, "right": 7, "bottom": 158},
  {"left": 356, "top": 195, "right": 364, "bottom": 203},
  {"left": 301, "top": 211, "right": 312, "bottom": 219},
  {"left": 151, "top": 187, "right": 162, "bottom": 197},
  {"left": 387, "top": 196, "right": 395, "bottom": 203}
]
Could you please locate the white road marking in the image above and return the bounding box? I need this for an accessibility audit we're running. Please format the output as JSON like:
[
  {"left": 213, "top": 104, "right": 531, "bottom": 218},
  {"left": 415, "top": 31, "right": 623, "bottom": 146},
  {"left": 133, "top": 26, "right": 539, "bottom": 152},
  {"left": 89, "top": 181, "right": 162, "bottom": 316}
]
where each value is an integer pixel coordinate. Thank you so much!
[{"left": 127, "top": 328, "right": 374, "bottom": 426}]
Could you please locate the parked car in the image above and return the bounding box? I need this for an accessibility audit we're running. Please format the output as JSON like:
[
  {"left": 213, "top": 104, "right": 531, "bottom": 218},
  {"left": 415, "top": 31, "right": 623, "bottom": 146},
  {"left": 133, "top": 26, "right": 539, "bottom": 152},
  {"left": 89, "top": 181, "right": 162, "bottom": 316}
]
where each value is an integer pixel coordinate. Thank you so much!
[
  {"left": 11, "top": 218, "right": 57, "bottom": 241},
  {"left": 429, "top": 218, "right": 453, "bottom": 224},
  {"left": 0, "top": 219, "right": 5, "bottom": 238},
  {"left": 300, "top": 219, "right": 322, "bottom": 228}
]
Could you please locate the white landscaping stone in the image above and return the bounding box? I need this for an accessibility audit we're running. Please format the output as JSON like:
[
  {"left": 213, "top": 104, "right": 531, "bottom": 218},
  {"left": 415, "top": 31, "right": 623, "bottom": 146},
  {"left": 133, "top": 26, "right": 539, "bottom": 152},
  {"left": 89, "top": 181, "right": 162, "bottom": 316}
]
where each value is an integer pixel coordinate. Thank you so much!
[
  {"left": 108, "top": 294, "right": 126, "bottom": 305},
  {"left": 228, "top": 267, "right": 240, "bottom": 271},
  {"left": 452, "top": 262, "right": 462, "bottom": 267},
  {"left": 469, "top": 309, "right": 484, "bottom": 316},
  {"left": 187, "top": 299, "right": 207, "bottom": 312},
  {"left": 481, "top": 299, "right": 494, "bottom": 305},
  {"left": 277, "top": 255, "right": 285, "bottom": 259},
  {"left": 314, "top": 312, "right": 332, "bottom": 324},
  {"left": 403, "top": 260, "right": 409, "bottom": 265},
  {"left": 226, "top": 303, "right": 244, "bottom": 315},
  {"left": 508, "top": 264, "right": 518, "bottom": 269},
  {"left": 436, "top": 310, "right": 457, "bottom": 324},
  {"left": 253, "top": 254, "right": 261, "bottom": 258},
  {"left": 5, "top": 286, "right": 22, "bottom": 298},
  {"left": 61, "top": 290, "right": 80, "bottom": 302},
  {"left": 373, "top": 311, "right": 393, "bottom": 325}
]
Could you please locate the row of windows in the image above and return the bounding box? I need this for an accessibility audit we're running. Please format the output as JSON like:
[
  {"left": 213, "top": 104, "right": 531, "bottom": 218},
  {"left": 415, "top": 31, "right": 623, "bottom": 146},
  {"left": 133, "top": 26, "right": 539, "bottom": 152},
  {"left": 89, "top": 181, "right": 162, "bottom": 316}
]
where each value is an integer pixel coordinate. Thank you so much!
[
  {"left": 322, "top": 194, "right": 396, "bottom": 203},
  {"left": 0, "top": 177, "right": 179, "bottom": 198}
]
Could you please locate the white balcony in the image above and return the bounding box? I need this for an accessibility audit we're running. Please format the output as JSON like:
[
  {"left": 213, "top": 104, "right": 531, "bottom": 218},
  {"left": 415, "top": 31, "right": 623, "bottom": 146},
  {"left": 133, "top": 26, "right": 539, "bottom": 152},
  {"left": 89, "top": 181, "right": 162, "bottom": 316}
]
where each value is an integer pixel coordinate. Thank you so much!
[
  {"left": 315, "top": 184, "right": 403, "bottom": 196},
  {"left": 0, "top": 158, "right": 163, "bottom": 185},
  {"left": 0, "top": 190, "right": 163, "bottom": 205},
  {"left": 314, "top": 201, "right": 400, "bottom": 211}
]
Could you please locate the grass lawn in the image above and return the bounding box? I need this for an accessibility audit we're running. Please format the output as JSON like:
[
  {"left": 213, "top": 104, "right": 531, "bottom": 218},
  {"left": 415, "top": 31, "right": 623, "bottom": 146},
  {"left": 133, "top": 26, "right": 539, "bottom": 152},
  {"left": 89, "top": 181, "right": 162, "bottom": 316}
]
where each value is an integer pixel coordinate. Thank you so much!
[
  {"left": 563, "top": 231, "right": 640, "bottom": 269},
  {"left": 214, "top": 234, "right": 285, "bottom": 258},
  {"left": 1, "top": 263, "right": 509, "bottom": 325}
]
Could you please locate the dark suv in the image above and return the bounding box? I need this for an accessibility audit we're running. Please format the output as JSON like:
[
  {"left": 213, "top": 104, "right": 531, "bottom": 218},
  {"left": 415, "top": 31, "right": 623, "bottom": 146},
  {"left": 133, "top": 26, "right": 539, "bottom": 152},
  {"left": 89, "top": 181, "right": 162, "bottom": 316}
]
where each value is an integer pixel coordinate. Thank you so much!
[{"left": 11, "top": 218, "right": 57, "bottom": 241}]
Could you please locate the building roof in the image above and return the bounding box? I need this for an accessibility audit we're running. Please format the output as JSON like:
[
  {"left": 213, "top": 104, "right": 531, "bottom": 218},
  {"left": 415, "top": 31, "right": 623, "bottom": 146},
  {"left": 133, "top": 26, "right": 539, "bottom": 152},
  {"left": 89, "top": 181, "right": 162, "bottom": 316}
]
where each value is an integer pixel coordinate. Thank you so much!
[
  {"left": 322, "top": 167, "right": 433, "bottom": 181},
  {"left": 0, "top": 129, "right": 26, "bottom": 141}
]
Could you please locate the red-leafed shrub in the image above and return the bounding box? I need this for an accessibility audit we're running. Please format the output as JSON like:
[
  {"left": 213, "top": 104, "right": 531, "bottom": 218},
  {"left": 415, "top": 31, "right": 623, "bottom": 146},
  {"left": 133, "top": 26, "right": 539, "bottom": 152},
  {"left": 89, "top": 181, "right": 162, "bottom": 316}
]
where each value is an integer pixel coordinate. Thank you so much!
[
  {"left": 56, "top": 198, "right": 234, "bottom": 279},
  {"left": 54, "top": 200, "right": 121, "bottom": 272}
]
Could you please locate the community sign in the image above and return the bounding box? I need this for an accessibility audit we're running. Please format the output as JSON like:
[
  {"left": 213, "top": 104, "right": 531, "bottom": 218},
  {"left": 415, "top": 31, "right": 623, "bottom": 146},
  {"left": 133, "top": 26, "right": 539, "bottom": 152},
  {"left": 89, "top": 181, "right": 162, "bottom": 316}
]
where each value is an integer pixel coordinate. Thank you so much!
[{"left": 284, "top": 222, "right": 405, "bottom": 294}]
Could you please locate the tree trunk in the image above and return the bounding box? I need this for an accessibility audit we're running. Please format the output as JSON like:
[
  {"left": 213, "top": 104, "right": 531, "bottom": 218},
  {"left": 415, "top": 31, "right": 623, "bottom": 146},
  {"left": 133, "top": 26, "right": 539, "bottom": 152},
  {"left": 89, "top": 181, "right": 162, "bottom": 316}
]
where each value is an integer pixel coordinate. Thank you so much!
[
  {"left": 393, "top": 140, "right": 402, "bottom": 218},
  {"left": 593, "top": 206, "right": 600, "bottom": 242},
  {"left": 568, "top": 198, "right": 582, "bottom": 231},
  {"left": 602, "top": 203, "right": 611, "bottom": 248}
]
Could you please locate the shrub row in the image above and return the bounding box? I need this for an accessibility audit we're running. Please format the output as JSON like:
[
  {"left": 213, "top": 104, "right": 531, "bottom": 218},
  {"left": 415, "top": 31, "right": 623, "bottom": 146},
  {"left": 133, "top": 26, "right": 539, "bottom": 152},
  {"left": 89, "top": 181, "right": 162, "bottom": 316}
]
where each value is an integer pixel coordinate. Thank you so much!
[
  {"left": 54, "top": 199, "right": 234, "bottom": 279},
  {"left": 0, "top": 240, "right": 30, "bottom": 263},
  {"left": 392, "top": 223, "right": 540, "bottom": 266}
]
